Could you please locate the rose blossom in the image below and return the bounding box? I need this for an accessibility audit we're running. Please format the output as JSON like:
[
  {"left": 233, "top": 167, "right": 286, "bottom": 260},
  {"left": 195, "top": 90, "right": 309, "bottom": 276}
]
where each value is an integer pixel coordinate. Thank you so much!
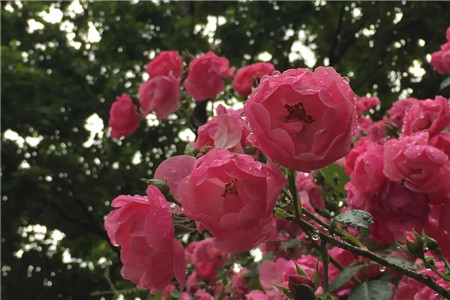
[
  {"left": 296, "top": 172, "right": 324, "bottom": 210},
  {"left": 193, "top": 105, "right": 251, "bottom": 153},
  {"left": 109, "top": 94, "right": 139, "bottom": 139},
  {"left": 384, "top": 97, "right": 419, "bottom": 128},
  {"left": 104, "top": 186, "right": 186, "bottom": 294},
  {"left": 347, "top": 143, "right": 387, "bottom": 194},
  {"left": 355, "top": 96, "right": 380, "bottom": 115},
  {"left": 232, "top": 62, "right": 276, "bottom": 96},
  {"left": 187, "top": 238, "right": 227, "bottom": 280},
  {"left": 431, "top": 42, "right": 450, "bottom": 75},
  {"left": 184, "top": 52, "right": 235, "bottom": 101},
  {"left": 403, "top": 96, "right": 450, "bottom": 137},
  {"left": 146, "top": 50, "right": 183, "bottom": 78},
  {"left": 383, "top": 132, "right": 450, "bottom": 194},
  {"left": 259, "top": 256, "right": 318, "bottom": 297},
  {"left": 178, "top": 148, "right": 286, "bottom": 252},
  {"left": 244, "top": 67, "right": 357, "bottom": 171},
  {"left": 139, "top": 74, "right": 180, "bottom": 120}
]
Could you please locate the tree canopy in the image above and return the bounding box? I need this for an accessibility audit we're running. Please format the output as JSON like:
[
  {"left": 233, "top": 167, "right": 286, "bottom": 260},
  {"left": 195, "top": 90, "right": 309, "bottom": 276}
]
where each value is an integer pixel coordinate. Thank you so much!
[{"left": 2, "top": 1, "right": 450, "bottom": 299}]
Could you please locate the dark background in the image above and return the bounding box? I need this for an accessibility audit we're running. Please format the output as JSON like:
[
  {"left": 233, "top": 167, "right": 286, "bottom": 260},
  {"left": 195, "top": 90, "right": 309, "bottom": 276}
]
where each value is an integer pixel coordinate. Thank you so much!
[{"left": 2, "top": 1, "right": 450, "bottom": 299}]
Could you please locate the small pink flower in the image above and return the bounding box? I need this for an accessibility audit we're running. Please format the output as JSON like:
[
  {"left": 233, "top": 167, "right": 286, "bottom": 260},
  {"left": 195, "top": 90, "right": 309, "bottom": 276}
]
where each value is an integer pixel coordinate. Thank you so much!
[
  {"left": 188, "top": 238, "right": 227, "bottom": 279},
  {"left": 384, "top": 98, "right": 419, "bottom": 128},
  {"left": 296, "top": 172, "right": 324, "bottom": 210},
  {"left": 109, "top": 94, "right": 139, "bottom": 139},
  {"left": 244, "top": 67, "right": 357, "bottom": 171},
  {"left": 178, "top": 148, "right": 286, "bottom": 252},
  {"left": 356, "top": 96, "right": 380, "bottom": 115},
  {"left": 231, "top": 268, "right": 250, "bottom": 299},
  {"left": 233, "top": 62, "right": 276, "bottom": 96},
  {"left": 104, "top": 186, "right": 186, "bottom": 294},
  {"left": 383, "top": 132, "right": 450, "bottom": 194},
  {"left": 146, "top": 50, "right": 183, "bottom": 78},
  {"left": 431, "top": 42, "right": 450, "bottom": 75},
  {"left": 184, "top": 52, "right": 235, "bottom": 101},
  {"left": 139, "top": 74, "right": 180, "bottom": 120},
  {"left": 403, "top": 96, "right": 450, "bottom": 137},
  {"left": 193, "top": 105, "right": 252, "bottom": 153}
]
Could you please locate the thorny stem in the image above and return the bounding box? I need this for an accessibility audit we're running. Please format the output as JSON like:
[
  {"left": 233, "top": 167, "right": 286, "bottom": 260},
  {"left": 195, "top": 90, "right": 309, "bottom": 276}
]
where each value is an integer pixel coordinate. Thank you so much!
[{"left": 289, "top": 216, "right": 450, "bottom": 299}]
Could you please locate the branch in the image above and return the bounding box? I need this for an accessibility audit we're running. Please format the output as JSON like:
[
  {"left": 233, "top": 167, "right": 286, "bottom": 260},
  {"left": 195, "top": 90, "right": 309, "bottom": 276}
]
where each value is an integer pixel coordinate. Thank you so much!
[{"left": 290, "top": 217, "right": 450, "bottom": 299}]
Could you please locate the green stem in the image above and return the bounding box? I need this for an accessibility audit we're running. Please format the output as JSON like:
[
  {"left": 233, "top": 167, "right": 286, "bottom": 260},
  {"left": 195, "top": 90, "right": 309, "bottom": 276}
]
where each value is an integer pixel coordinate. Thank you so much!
[
  {"left": 321, "top": 240, "right": 329, "bottom": 293},
  {"left": 287, "top": 169, "right": 302, "bottom": 220}
]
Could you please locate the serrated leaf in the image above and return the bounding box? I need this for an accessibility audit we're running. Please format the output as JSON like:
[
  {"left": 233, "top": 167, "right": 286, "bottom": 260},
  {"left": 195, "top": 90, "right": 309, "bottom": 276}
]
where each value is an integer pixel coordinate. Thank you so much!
[
  {"left": 348, "top": 280, "right": 393, "bottom": 300},
  {"left": 320, "top": 163, "right": 349, "bottom": 194},
  {"left": 329, "top": 264, "right": 365, "bottom": 292},
  {"left": 280, "top": 239, "right": 301, "bottom": 250},
  {"left": 335, "top": 210, "right": 373, "bottom": 235}
]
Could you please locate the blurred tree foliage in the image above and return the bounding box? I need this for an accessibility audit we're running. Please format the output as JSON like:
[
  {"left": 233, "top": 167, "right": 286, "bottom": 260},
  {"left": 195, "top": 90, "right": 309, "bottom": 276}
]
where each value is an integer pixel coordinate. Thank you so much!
[{"left": 2, "top": 1, "right": 450, "bottom": 299}]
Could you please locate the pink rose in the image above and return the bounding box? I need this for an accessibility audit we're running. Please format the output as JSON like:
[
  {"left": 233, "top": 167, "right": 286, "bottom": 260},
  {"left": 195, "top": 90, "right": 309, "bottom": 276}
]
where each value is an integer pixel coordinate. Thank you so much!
[
  {"left": 393, "top": 262, "right": 449, "bottom": 300},
  {"left": 431, "top": 42, "right": 450, "bottom": 75},
  {"left": 104, "top": 186, "right": 186, "bottom": 294},
  {"left": 178, "top": 148, "right": 286, "bottom": 252},
  {"left": 109, "top": 94, "right": 139, "bottom": 139},
  {"left": 385, "top": 98, "right": 419, "bottom": 128},
  {"left": 146, "top": 50, "right": 183, "bottom": 78},
  {"left": 231, "top": 268, "right": 250, "bottom": 299},
  {"left": 244, "top": 67, "right": 357, "bottom": 171},
  {"left": 403, "top": 96, "right": 450, "bottom": 137},
  {"left": 296, "top": 172, "right": 324, "bottom": 210},
  {"left": 356, "top": 96, "right": 380, "bottom": 115},
  {"left": 184, "top": 52, "right": 235, "bottom": 101},
  {"left": 139, "top": 74, "right": 180, "bottom": 120},
  {"left": 378, "top": 182, "right": 429, "bottom": 239},
  {"left": 348, "top": 143, "right": 387, "bottom": 194},
  {"left": 193, "top": 105, "right": 252, "bottom": 153},
  {"left": 233, "top": 62, "right": 276, "bottom": 96},
  {"left": 383, "top": 132, "right": 450, "bottom": 193},
  {"left": 188, "top": 238, "right": 227, "bottom": 279},
  {"left": 260, "top": 256, "right": 318, "bottom": 297},
  {"left": 367, "top": 120, "right": 388, "bottom": 145},
  {"left": 154, "top": 155, "right": 196, "bottom": 199}
]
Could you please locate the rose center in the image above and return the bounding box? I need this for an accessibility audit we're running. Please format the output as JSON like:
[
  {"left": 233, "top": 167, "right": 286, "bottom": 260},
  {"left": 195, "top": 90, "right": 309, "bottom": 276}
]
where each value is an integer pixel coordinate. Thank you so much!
[
  {"left": 221, "top": 178, "right": 238, "bottom": 197},
  {"left": 284, "top": 102, "right": 315, "bottom": 124}
]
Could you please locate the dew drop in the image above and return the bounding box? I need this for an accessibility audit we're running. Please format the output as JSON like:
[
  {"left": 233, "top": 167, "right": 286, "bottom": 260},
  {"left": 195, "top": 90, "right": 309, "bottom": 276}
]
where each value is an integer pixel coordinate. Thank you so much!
[
  {"left": 379, "top": 265, "right": 386, "bottom": 272},
  {"left": 311, "top": 230, "right": 320, "bottom": 241}
]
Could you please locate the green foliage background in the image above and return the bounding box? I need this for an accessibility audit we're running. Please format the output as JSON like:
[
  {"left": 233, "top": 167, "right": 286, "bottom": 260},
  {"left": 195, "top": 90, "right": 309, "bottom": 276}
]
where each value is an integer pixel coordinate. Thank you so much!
[{"left": 2, "top": 1, "right": 450, "bottom": 299}]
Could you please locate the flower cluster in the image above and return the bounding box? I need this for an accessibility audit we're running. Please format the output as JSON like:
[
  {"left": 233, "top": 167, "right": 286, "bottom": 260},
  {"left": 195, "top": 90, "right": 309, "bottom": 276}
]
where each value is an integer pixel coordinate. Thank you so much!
[{"left": 103, "top": 27, "right": 450, "bottom": 299}]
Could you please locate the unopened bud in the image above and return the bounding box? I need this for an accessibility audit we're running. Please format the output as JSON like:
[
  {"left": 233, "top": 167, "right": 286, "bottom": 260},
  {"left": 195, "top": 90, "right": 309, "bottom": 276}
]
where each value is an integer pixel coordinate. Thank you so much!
[{"left": 288, "top": 275, "right": 316, "bottom": 300}]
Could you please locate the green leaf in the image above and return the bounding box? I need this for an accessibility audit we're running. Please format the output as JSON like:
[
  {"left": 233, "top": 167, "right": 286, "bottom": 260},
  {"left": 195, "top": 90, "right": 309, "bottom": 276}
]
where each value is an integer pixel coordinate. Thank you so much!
[
  {"left": 440, "top": 76, "right": 450, "bottom": 90},
  {"left": 320, "top": 163, "right": 349, "bottom": 194},
  {"left": 294, "top": 261, "right": 310, "bottom": 277},
  {"left": 334, "top": 209, "right": 373, "bottom": 235},
  {"left": 348, "top": 280, "right": 393, "bottom": 300},
  {"left": 313, "top": 259, "right": 321, "bottom": 291},
  {"left": 385, "top": 256, "right": 418, "bottom": 271},
  {"left": 329, "top": 264, "right": 365, "bottom": 292},
  {"left": 275, "top": 285, "right": 293, "bottom": 299},
  {"left": 280, "top": 239, "right": 301, "bottom": 250}
]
